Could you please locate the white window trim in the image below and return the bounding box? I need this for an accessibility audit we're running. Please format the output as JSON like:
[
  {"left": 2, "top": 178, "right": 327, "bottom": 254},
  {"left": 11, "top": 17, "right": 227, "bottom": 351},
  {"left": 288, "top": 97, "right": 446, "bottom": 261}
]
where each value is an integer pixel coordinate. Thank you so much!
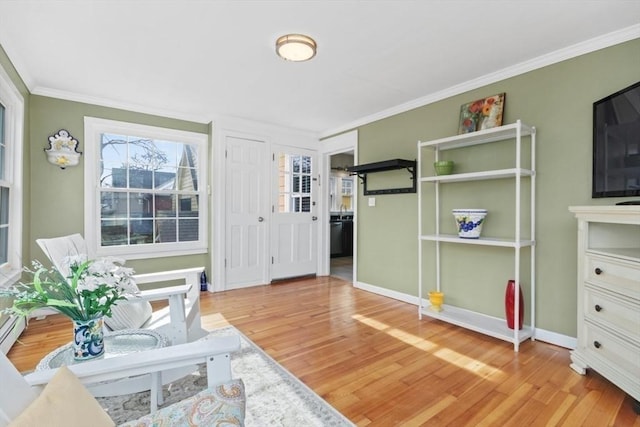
[
  {"left": 0, "top": 63, "right": 24, "bottom": 287},
  {"left": 84, "top": 117, "right": 208, "bottom": 260}
]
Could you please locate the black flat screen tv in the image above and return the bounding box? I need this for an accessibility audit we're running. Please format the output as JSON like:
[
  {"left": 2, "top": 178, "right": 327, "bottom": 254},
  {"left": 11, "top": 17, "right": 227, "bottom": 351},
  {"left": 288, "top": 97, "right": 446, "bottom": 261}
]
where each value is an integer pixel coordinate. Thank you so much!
[{"left": 592, "top": 81, "right": 640, "bottom": 198}]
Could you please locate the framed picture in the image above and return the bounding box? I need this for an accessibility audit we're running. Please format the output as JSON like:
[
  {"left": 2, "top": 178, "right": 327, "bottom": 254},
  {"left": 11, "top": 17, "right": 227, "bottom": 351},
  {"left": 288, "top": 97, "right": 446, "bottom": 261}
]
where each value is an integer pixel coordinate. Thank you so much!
[{"left": 457, "top": 93, "right": 505, "bottom": 134}]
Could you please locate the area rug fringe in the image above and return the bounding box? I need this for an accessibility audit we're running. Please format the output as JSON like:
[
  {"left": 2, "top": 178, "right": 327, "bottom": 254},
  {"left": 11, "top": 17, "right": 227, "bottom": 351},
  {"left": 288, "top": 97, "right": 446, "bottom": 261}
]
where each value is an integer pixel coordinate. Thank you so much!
[{"left": 98, "top": 326, "right": 354, "bottom": 426}]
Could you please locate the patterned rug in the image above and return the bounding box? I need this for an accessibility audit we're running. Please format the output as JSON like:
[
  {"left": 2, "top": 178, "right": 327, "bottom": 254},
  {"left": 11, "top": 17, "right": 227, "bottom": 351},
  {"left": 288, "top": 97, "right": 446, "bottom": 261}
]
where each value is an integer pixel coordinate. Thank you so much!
[{"left": 97, "top": 326, "right": 354, "bottom": 426}]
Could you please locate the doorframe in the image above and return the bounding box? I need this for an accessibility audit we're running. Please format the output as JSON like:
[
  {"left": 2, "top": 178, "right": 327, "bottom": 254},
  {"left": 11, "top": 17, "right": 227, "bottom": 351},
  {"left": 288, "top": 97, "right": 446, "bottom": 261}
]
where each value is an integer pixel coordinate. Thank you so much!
[{"left": 318, "top": 130, "right": 358, "bottom": 278}]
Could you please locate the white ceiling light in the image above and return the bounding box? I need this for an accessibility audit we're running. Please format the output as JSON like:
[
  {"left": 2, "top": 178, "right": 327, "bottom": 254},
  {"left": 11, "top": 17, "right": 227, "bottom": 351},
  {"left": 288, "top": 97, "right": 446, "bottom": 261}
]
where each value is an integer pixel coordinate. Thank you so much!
[{"left": 275, "top": 34, "right": 317, "bottom": 62}]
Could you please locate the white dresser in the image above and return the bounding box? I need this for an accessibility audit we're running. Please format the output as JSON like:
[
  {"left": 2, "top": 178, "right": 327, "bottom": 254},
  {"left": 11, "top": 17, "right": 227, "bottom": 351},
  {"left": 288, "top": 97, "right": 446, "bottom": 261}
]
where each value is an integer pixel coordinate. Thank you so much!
[{"left": 568, "top": 206, "right": 640, "bottom": 405}]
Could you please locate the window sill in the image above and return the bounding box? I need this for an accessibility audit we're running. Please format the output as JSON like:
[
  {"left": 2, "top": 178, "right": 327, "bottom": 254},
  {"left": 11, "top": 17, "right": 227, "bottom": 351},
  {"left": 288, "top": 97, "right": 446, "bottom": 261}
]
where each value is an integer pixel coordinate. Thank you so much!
[
  {"left": 0, "top": 268, "right": 21, "bottom": 289},
  {"left": 96, "top": 244, "right": 208, "bottom": 260}
]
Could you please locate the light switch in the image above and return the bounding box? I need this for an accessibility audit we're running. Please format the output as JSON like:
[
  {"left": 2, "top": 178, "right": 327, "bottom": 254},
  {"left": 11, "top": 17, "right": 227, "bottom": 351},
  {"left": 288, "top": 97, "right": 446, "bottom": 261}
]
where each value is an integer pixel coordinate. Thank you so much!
[{"left": 368, "top": 197, "right": 376, "bottom": 207}]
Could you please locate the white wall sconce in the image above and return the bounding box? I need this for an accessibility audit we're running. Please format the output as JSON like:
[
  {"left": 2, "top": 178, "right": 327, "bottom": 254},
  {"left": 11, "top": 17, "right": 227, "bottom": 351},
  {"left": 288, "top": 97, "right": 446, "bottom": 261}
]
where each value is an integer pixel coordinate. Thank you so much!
[{"left": 45, "top": 129, "right": 82, "bottom": 169}]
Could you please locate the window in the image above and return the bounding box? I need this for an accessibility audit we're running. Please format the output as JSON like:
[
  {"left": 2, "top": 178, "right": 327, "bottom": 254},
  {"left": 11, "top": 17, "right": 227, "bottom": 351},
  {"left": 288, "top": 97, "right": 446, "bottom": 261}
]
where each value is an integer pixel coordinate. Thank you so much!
[
  {"left": 277, "top": 153, "right": 312, "bottom": 213},
  {"left": 84, "top": 118, "right": 208, "bottom": 259},
  {"left": 0, "top": 64, "right": 24, "bottom": 286}
]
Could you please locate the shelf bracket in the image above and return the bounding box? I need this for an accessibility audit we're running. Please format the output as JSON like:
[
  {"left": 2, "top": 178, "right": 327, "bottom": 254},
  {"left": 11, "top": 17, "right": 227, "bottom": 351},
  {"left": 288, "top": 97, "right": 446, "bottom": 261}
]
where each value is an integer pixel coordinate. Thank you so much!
[{"left": 346, "top": 159, "right": 416, "bottom": 195}]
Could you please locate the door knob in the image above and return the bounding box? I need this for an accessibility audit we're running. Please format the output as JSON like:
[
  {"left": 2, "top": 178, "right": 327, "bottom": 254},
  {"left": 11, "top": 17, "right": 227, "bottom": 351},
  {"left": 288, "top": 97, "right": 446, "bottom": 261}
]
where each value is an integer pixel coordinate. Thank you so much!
[
  {"left": 258, "top": 217, "right": 264, "bottom": 222},
  {"left": 312, "top": 216, "right": 318, "bottom": 221}
]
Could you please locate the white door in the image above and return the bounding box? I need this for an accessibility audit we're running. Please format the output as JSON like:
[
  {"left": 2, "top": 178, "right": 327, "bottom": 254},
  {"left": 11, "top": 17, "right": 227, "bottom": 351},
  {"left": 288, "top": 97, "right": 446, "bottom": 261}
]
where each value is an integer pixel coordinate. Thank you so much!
[
  {"left": 225, "top": 136, "right": 269, "bottom": 288},
  {"left": 270, "top": 147, "right": 317, "bottom": 280}
]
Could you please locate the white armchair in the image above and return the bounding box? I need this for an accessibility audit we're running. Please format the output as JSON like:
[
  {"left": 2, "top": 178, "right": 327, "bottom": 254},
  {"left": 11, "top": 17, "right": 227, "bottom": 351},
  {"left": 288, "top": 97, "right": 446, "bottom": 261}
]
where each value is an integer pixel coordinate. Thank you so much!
[
  {"left": 0, "top": 337, "right": 245, "bottom": 426},
  {"left": 36, "top": 234, "right": 207, "bottom": 345}
]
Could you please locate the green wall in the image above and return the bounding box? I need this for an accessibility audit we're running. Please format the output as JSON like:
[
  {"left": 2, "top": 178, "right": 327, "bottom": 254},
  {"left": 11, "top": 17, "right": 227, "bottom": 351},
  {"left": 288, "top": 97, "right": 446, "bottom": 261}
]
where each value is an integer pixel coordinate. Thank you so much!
[
  {"left": 28, "top": 96, "right": 210, "bottom": 275},
  {"left": 355, "top": 39, "right": 640, "bottom": 337}
]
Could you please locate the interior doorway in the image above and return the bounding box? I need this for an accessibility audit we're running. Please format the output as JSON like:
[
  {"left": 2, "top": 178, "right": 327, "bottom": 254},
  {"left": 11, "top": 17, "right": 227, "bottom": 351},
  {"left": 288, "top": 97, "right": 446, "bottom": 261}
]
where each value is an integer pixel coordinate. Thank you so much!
[{"left": 329, "top": 151, "right": 354, "bottom": 281}]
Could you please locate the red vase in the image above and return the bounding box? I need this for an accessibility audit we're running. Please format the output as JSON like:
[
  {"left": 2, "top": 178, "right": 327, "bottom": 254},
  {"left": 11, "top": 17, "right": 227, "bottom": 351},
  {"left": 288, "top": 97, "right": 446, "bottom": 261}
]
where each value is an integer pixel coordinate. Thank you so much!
[{"left": 505, "top": 280, "right": 524, "bottom": 330}]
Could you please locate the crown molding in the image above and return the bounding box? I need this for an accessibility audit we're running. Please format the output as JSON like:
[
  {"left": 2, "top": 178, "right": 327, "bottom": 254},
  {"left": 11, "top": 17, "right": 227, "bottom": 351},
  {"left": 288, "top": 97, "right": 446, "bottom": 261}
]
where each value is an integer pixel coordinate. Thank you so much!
[
  {"left": 7, "top": 23, "right": 639, "bottom": 137},
  {"left": 319, "top": 24, "right": 640, "bottom": 139},
  {"left": 30, "top": 86, "right": 212, "bottom": 125}
]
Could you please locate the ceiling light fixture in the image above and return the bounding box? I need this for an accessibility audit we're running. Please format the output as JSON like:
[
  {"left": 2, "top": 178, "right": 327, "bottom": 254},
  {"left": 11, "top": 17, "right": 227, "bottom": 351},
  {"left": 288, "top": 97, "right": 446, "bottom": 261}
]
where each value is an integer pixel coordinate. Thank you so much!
[{"left": 275, "top": 34, "right": 317, "bottom": 62}]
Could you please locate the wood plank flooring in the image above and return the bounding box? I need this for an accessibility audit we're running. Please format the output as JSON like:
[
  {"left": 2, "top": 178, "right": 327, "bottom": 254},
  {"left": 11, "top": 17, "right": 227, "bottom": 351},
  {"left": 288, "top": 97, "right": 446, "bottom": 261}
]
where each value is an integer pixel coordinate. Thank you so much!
[{"left": 7, "top": 276, "right": 639, "bottom": 426}]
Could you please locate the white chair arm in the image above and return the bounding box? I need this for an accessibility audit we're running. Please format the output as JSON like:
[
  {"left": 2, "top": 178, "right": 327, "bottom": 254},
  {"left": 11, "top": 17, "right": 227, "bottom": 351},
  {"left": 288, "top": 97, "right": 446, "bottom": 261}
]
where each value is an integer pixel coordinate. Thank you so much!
[
  {"left": 132, "top": 284, "right": 191, "bottom": 302},
  {"left": 24, "top": 335, "right": 240, "bottom": 388},
  {"left": 132, "top": 267, "right": 203, "bottom": 285}
]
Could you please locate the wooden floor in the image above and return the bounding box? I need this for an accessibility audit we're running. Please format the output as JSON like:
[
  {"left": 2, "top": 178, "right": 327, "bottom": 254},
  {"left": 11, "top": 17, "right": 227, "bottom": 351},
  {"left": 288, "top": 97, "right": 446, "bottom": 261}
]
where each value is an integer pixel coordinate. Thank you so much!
[
  {"left": 7, "top": 276, "right": 639, "bottom": 426},
  {"left": 331, "top": 255, "right": 353, "bottom": 281}
]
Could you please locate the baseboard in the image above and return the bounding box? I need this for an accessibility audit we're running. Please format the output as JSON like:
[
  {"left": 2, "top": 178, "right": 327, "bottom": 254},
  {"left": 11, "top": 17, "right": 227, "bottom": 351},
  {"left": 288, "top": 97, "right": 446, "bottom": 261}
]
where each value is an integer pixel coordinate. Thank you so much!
[
  {"left": 354, "top": 281, "right": 420, "bottom": 305},
  {"left": 535, "top": 329, "right": 576, "bottom": 350},
  {"left": 354, "top": 280, "right": 576, "bottom": 350}
]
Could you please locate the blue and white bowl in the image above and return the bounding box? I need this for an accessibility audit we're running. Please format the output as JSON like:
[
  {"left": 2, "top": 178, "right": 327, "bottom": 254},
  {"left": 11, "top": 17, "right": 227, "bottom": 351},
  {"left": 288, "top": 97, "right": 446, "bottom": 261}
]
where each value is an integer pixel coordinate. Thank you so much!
[{"left": 452, "top": 209, "right": 487, "bottom": 238}]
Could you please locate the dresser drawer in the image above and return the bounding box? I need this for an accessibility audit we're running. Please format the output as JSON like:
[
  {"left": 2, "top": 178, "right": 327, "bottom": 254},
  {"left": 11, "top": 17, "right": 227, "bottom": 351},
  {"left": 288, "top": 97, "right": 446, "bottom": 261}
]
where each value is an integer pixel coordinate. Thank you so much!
[
  {"left": 584, "top": 286, "right": 640, "bottom": 342},
  {"left": 585, "top": 254, "right": 640, "bottom": 298},
  {"left": 582, "top": 322, "right": 640, "bottom": 379}
]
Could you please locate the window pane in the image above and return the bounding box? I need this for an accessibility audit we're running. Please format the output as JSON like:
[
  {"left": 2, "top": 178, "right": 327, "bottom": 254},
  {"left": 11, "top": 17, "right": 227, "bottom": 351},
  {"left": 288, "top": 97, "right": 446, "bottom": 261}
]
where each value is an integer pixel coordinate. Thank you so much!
[
  {"left": 129, "top": 192, "right": 153, "bottom": 219},
  {"left": 100, "top": 192, "right": 127, "bottom": 218},
  {"left": 0, "top": 144, "right": 4, "bottom": 181},
  {"left": 101, "top": 220, "right": 127, "bottom": 246},
  {"left": 155, "top": 194, "right": 175, "bottom": 216},
  {"left": 301, "top": 156, "right": 311, "bottom": 174},
  {"left": 0, "top": 103, "right": 5, "bottom": 181},
  {"left": 154, "top": 166, "right": 177, "bottom": 190},
  {"left": 0, "top": 103, "right": 4, "bottom": 144},
  {"left": 129, "top": 169, "right": 152, "bottom": 189},
  {"left": 178, "top": 195, "right": 199, "bottom": 216},
  {"left": 0, "top": 227, "right": 7, "bottom": 264},
  {"left": 178, "top": 219, "right": 198, "bottom": 242},
  {"left": 301, "top": 175, "right": 311, "bottom": 193},
  {"left": 277, "top": 152, "right": 313, "bottom": 214},
  {"left": 301, "top": 196, "right": 311, "bottom": 212},
  {"left": 176, "top": 166, "right": 198, "bottom": 191},
  {"left": 130, "top": 219, "right": 153, "bottom": 244},
  {"left": 0, "top": 187, "right": 8, "bottom": 224},
  {"left": 153, "top": 140, "right": 178, "bottom": 167},
  {"left": 156, "top": 218, "right": 176, "bottom": 243}
]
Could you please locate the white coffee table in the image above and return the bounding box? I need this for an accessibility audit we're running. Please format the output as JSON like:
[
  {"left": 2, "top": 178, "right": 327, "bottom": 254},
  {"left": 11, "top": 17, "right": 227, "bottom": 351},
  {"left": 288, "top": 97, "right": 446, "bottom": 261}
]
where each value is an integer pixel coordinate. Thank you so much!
[
  {"left": 36, "top": 329, "right": 167, "bottom": 371},
  {"left": 36, "top": 329, "right": 169, "bottom": 407}
]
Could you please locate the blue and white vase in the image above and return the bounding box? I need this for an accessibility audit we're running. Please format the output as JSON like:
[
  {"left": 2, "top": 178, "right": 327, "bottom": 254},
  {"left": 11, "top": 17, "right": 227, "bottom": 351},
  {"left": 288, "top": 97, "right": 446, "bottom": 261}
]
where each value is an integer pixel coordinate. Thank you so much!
[
  {"left": 72, "top": 317, "right": 105, "bottom": 361},
  {"left": 452, "top": 209, "right": 488, "bottom": 239}
]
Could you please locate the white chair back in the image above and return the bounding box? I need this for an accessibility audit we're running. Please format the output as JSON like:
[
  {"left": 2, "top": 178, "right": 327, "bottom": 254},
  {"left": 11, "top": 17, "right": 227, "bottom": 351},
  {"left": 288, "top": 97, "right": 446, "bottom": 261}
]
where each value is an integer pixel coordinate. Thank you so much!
[
  {"left": 0, "top": 351, "right": 37, "bottom": 427},
  {"left": 34, "top": 233, "right": 207, "bottom": 345},
  {"left": 36, "top": 233, "right": 87, "bottom": 277}
]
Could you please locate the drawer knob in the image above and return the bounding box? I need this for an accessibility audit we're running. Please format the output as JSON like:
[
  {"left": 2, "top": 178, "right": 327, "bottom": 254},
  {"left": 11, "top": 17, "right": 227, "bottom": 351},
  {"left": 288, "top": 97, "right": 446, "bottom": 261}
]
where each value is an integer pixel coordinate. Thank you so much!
[
  {"left": 593, "top": 341, "right": 601, "bottom": 349},
  {"left": 594, "top": 267, "right": 603, "bottom": 275},
  {"left": 595, "top": 304, "right": 602, "bottom": 312}
]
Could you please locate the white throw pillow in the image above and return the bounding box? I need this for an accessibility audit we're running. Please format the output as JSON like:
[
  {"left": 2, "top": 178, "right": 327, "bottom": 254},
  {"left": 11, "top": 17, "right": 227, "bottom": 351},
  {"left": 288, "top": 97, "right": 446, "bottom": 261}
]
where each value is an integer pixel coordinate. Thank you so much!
[{"left": 104, "top": 301, "right": 153, "bottom": 330}]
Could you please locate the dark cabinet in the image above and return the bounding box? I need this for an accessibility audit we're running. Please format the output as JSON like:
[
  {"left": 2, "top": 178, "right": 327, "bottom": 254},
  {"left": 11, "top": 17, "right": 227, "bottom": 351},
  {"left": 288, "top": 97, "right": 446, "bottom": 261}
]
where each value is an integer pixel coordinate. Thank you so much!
[
  {"left": 342, "top": 220, "right": 353, "bottom": 256},
  {"left": 330, "top": 217, "right": 353, "bottom": 257}
]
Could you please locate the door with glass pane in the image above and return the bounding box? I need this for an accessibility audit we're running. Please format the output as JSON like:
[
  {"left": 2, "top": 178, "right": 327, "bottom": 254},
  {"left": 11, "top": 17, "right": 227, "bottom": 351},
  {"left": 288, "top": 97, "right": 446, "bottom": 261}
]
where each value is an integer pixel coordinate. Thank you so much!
[{"left": 271, "top": 147, "right": 317, "bottom": 280}]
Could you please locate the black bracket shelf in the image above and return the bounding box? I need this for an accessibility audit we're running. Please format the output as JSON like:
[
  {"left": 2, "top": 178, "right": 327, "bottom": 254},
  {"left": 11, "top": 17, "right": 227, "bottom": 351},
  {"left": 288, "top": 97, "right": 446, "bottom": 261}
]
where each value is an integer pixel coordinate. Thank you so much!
[{"left": 346, "top": 159, "right": 417, "bottom": 195}]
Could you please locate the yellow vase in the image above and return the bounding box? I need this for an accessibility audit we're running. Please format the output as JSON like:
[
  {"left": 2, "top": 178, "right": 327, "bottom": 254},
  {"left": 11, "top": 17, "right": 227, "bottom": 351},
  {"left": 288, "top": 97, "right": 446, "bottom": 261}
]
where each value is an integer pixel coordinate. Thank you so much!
[{"left": 428, "top": 291, "right": 444, "bottom": 312}]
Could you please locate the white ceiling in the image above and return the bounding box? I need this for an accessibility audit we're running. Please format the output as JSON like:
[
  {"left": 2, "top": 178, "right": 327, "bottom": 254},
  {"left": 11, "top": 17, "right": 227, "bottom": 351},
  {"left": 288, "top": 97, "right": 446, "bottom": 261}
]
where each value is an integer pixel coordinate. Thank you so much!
[{"left": 1, "top": 1, "right": 639, "bottom": 136}]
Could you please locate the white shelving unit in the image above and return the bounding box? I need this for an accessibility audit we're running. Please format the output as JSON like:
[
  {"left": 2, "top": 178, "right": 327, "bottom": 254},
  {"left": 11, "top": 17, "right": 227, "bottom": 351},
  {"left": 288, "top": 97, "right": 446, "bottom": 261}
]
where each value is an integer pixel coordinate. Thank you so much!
[{"left": 417, "top": 120, "right": 536, "bottom": 351}]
